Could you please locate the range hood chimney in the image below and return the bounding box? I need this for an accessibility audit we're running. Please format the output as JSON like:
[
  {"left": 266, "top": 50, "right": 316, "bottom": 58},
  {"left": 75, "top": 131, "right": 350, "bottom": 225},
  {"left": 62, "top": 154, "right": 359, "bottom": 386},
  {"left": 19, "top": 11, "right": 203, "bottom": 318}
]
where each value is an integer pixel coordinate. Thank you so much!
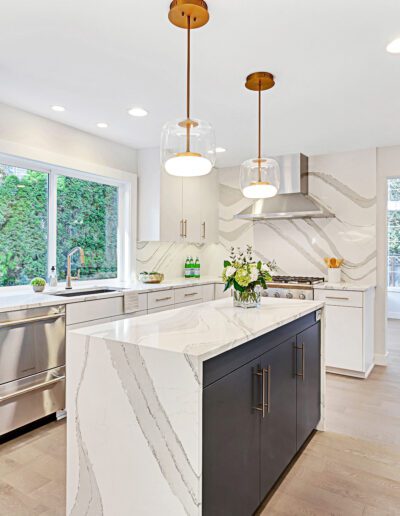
[{"left": 235, "top": 153, "right": 333, "bottom": 220}]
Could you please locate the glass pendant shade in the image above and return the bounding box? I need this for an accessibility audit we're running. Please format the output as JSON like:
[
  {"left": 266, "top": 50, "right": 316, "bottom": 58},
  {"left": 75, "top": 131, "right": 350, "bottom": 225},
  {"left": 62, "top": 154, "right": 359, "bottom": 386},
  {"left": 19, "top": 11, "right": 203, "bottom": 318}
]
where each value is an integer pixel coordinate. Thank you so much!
[
  {"left": 161, "top": 118, "right": 216, "bottom": 177},
  {"left": 240, "top": 157, "right": 280, "bottom": 199}
]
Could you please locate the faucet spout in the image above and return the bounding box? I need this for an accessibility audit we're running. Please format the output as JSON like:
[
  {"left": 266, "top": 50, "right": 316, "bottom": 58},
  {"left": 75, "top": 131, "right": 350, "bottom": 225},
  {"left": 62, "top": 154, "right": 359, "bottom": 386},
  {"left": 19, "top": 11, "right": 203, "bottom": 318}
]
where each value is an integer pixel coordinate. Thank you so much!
[{"left": 66, "top": 247, "right": 85, "bottom": 289}]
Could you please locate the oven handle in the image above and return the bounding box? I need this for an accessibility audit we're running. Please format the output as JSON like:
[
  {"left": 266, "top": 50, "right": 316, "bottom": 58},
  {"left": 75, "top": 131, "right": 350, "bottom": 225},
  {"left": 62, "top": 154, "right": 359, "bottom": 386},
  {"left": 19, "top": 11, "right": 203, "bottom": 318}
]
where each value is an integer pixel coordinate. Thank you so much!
[
  {"left": 0, "top": 375, "right": 66, "bottom": 403},
  {"left": 0, "top": 312, "right": 64, "bottom": 329}
]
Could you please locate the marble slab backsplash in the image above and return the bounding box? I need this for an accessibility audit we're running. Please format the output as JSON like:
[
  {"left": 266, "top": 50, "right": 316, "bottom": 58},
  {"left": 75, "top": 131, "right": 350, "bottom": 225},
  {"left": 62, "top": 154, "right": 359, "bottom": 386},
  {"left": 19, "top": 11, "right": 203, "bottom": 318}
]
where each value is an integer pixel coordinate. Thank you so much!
[{"left": 137, "top": 149, "right": 377, "bottom": 284}]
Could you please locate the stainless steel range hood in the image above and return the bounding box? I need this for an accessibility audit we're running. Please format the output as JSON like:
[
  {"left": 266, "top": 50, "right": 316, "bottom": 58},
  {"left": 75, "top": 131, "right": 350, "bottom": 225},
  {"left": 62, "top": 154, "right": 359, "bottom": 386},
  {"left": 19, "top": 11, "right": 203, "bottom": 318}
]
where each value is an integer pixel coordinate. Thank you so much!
[{"left": 235, "top": 153, "right": 333, "bottom": 220}]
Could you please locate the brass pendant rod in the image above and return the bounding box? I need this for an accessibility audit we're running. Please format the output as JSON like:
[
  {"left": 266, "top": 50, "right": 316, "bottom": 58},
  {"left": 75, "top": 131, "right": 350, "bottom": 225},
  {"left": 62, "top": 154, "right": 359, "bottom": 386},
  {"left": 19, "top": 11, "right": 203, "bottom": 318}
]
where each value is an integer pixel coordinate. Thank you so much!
[
  {"left": 258, "top": 81, "right": 262, "bottom": 182},
  {"left": 186, "top": 15, "right": 191, "bottom": 153}
]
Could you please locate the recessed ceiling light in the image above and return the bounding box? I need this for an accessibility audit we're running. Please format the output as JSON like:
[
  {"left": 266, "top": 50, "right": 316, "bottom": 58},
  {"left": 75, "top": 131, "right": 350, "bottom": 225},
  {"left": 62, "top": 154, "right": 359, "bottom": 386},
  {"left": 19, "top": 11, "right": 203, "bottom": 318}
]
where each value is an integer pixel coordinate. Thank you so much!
[
  {"left": 51, "top": 105, "right": 65, "bottom": 112},
  {"left": 386, "top": 38, "right": 400, "bottom": 53},
  {"left": 128, "top": 107, "right": 148, "bottom": 117},
  {"left": 97, "top": 122, "right": 108, "bottom": 128},
  {"left": 216, "top": 147, "right": 226, "bottom": 153}
]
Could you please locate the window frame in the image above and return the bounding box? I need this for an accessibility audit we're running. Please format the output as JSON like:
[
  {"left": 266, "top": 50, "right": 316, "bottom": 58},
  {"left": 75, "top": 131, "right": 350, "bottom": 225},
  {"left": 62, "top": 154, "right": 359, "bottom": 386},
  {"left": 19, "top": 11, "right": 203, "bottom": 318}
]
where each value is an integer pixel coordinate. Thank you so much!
[{"left": 0, "top": 153, "right": 133, "bottom": 285}]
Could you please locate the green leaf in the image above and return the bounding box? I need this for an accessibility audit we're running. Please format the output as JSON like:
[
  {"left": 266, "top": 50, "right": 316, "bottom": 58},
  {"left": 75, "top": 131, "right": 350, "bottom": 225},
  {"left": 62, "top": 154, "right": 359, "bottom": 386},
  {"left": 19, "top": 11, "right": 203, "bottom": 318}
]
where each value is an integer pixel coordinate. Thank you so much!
[
  {"left": 257, "top": 261, "right": 262, "bottom": 270},
  {"left": 224, "top": 260, "right": 231, "bottom": 267},
  {"left": 233, "top": 279, "right": 245, "bottom": 292}
]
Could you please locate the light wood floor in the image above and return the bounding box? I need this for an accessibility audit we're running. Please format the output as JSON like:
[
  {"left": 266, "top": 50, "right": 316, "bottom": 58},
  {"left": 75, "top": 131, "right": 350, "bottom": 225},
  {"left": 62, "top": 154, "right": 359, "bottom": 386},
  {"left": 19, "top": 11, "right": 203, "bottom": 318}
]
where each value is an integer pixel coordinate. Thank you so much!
[{"left": 1, "top": 320, "right": 400, "bottom": 515}]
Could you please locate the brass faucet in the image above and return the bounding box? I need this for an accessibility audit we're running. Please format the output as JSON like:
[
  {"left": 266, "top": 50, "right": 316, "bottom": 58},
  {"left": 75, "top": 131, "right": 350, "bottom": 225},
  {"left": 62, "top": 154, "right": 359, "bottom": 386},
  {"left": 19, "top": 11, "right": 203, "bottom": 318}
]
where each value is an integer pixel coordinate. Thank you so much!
[{"left": 66, "top": 247, "right": 85, "bottom": 289}]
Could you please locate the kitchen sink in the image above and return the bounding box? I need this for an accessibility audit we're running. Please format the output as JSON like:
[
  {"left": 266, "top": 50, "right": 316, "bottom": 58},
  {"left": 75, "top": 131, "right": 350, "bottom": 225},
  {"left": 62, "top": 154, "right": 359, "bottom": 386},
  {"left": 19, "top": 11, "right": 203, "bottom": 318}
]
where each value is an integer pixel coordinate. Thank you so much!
[{"left": 48, "top": 287, "right": 122, "bottom": 297}]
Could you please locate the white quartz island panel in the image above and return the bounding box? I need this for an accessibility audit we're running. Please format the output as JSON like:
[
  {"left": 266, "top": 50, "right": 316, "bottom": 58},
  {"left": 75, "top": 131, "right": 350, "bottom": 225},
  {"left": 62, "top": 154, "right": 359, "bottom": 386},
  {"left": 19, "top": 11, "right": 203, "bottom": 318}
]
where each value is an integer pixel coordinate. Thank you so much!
[{"left": 66, "top": 297, "right": 324, "bottom": 516}]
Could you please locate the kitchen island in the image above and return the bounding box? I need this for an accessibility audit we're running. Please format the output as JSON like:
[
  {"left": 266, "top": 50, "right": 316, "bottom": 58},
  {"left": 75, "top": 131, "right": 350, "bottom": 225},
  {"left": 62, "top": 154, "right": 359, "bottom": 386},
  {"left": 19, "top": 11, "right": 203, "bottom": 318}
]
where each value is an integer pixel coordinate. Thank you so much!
[{"left": 66, "top": 297, "right": 325, "bottom": 516}]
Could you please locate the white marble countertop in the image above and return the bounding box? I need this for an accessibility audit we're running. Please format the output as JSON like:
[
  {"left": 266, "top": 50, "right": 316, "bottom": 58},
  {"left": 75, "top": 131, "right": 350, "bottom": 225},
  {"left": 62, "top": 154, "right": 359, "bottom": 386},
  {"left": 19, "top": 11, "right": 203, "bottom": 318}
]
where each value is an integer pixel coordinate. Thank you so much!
[
  {"left": 71, "top": 297, "right": 324, "bottom": 362},
  {"left": 313, "top": 282, "right": 375, "bottom": 292},
  {"left": 0, "top": 276, "right": 223, "bottom": 314}
]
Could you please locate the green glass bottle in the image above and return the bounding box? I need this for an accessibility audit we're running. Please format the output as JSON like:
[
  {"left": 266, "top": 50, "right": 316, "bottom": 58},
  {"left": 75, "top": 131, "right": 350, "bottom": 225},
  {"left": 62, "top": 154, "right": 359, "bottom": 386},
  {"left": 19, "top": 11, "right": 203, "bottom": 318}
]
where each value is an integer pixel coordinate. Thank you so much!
[
  {"left": 194, "top": 257, "right": 200, "bottom": 278},
  {"left": 189, "top": 257, "right": 194, "bottom": 277},
  {"left": 184, "top": 257, "right": 190, "bottom": 278}
]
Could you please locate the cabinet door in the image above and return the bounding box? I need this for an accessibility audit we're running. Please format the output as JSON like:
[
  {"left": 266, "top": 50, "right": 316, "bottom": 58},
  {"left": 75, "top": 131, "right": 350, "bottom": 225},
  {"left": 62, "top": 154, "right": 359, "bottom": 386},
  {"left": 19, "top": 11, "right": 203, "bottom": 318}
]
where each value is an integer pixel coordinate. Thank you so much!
[
  {"left": 160, "top": 170, "right": 183, "bottom": 241},
  {"left": 325, "top": 305, "right": 363, "bottom": 371},
  {"left": 200, "top": 170, "right": 218, "bottom": 243},
  {"left": 259, "top": 337, "right": 297, "bottom": 498},
  {"left": 203, "top": 357, "right": 261, "bottom": 516},
  {"left": 182, "top": 177, "right": 201, "bottom": 242},
  {"left": 296, "top": 323, "right": 321, "bottom": 450}
]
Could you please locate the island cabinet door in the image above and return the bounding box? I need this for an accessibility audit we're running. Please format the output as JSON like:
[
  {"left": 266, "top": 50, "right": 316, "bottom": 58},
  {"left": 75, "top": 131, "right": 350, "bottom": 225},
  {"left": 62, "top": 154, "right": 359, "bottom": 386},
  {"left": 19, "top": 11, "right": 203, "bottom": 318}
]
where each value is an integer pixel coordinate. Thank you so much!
[
  {"left": 296, "top": 322, "right": 321, "bottom": 450},
  {"left": 259, "top": 337, "right": 297, "bottom": 499},
  {"left": 203, "top": 356, "right": 261, "bottom": 516}
]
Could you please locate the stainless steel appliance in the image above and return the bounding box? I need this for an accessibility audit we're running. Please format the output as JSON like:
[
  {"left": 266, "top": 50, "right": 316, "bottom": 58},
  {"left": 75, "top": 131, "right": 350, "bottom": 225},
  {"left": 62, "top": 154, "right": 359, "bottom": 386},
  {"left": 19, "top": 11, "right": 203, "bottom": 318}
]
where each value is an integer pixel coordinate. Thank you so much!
[
  {"left": 0, "top": 305, "right": 66, "bottom": 435},
  {"left": 263, "top": 276, "right": 324, "bottom": 300}
]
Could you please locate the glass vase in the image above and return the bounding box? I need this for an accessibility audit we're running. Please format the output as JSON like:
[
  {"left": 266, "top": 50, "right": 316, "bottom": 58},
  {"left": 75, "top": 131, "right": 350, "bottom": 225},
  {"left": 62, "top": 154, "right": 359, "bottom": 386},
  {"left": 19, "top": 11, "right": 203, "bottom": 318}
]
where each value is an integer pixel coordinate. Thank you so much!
[{"left": 233, "top": 288, "right": 261, "bottom": 309}]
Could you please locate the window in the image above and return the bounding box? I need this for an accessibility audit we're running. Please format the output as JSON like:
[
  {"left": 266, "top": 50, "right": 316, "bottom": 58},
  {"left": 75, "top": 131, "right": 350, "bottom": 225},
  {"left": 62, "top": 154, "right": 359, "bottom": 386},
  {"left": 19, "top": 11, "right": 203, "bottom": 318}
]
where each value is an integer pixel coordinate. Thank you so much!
[
  {"left": 387, "top": 178, "right": 400, "bottom": 287},
  {"left": 0, "top": 158, "right": 128, "bottom": 287},
  {"left": 57, "top": 176, "right": 118, "bottom": 280},
  {"left": 0, "top": 165, "right": 48, "bottom": 286}
]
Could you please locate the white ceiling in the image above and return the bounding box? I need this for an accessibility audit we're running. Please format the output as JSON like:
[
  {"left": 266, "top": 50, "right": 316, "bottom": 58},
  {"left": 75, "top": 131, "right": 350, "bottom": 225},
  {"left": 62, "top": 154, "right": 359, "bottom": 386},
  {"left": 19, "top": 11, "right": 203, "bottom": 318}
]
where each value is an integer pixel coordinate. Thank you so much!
[{"left": 1, "top": 0, "right": 400, "bottom": 167}]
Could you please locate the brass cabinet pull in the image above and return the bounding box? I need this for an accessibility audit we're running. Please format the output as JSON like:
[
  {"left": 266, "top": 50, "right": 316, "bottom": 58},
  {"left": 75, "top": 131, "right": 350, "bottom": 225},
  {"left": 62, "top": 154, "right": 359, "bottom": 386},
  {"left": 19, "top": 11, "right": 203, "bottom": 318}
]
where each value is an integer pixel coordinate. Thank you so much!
[
  {"left": 184, "top": 292, "right": 198, "bottom": 297},
  {"left": 184, "top": 219, "right": 188, "bottom": 238},
  {"left": 155, "top": 296, "right": 173, "bottom": 302},
  {"left": 201, "top": 221, "right": 206, "bottom": 239},
  {"left": 180, "top": 219, "right": 184, "bottom": 238},
  {"left": 296, "top": 343, "right": 305, "bottom": 380},
  {"left": 253, "top": 367, "right": 270, "bottom": 418},
  {"left": 325, "top": 296, "right": 350, "bottom": 301}
]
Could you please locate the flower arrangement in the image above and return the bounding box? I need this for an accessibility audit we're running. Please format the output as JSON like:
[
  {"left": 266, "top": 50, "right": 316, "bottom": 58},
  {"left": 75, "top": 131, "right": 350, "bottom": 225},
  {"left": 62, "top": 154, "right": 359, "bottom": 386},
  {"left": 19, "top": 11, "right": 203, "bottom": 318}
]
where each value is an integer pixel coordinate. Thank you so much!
[{"left": 222, "top": 245, "right": 275, "bottom": 308}]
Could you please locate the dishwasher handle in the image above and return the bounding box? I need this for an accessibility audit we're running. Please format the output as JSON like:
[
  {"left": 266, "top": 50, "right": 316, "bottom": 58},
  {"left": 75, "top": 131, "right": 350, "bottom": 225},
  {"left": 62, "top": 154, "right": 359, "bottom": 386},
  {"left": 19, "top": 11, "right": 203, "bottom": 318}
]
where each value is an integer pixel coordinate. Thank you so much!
[
  {"left": 0, "top": 375, "right": 66, "bottom": 403},
  {"left": 0, "top": 312, "right": 65, "bottom": 329}
]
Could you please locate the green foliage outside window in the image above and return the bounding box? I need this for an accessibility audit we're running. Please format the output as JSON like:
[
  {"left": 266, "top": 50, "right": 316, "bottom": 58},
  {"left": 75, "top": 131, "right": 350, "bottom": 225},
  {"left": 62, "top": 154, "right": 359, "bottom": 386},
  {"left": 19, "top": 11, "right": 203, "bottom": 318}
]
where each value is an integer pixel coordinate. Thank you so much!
[{"left": 0, "top": 165, "right": 118, "bottom": 287}]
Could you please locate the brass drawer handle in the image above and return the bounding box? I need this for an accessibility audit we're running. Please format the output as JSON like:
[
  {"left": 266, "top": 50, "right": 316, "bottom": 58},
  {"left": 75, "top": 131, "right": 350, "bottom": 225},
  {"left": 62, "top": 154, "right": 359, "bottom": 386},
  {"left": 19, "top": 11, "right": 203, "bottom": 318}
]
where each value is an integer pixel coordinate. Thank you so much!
[
  {"left": 253, "top": 366, "right": 271, "bottom": 418},
  {"left": 184, "top": 292, "right": 198, "bottom": 297},
  {"left": 201, "top": 221, "right": 206, "bottom": 239},
  {"left": 155, "top": 296, "right": 172, "bottom": 302},
  {"left": 325, "top": 296, "right": 350, "bottom": 301},
  {"left": 296, "top": 343, "right": 305, "bottom": 380}
]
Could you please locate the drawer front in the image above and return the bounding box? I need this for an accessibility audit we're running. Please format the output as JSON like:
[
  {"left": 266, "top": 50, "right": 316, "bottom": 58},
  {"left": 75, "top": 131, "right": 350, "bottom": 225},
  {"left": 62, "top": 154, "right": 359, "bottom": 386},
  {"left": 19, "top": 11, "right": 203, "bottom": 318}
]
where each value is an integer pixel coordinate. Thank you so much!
[
  {"left": 314, "top": 289, "right": 363, "bottom": 307},
  {"left": 174, "top": 286, "right": 203, "bottom": 304},
  {"left": 66, "top": 296, "right": 124, "bottom": 325},
  {"left": 148, "top": 305, "right": 175, "bottom": 314},
  {"left": 148, "top": 290, "right": 175, "bottom": 309},
  {"left": 175, "top": 299, "right": 202, "bottom": 308}
]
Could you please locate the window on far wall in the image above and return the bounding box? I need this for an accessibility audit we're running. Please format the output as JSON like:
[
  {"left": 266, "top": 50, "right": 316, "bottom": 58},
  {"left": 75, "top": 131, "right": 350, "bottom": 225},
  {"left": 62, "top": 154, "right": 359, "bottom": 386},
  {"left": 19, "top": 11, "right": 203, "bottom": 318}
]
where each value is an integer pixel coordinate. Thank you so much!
[
  {"left": 387, "top": 178, "right": 400, "bottom": 287},
  {"left": 0, "top": 158, "right": 126, "bottom": 287},
  {"left": 0, "top": 165, "right": 48, "bottom": 286},
  {"left": 56, "top": 176, "right": 118, "bottom": 280}
]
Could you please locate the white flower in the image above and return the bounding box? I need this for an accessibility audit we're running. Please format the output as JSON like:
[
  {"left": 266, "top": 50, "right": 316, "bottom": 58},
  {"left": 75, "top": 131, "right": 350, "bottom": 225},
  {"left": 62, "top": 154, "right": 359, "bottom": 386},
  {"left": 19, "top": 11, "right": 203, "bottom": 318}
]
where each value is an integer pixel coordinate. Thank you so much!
[
  {"left": 250, "top": 268, "right": 259, "bottom": 282},
  {"left": 261, "top": 263, "right": 270, "bottom": 272},
  {"left": 226, "top": 266, "right": 236, "bottom": 278}
]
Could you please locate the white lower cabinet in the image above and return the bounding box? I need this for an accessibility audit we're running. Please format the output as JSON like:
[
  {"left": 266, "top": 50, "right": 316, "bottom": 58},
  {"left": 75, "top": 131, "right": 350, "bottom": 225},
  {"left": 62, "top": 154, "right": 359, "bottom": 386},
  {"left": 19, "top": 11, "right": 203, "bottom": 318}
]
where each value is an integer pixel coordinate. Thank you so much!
[
  {"left": 215, "top": 283, "right": 231, "bottom": 300},
  {"left": 314, "top": 287, "right": 375, "bottom": 378}
]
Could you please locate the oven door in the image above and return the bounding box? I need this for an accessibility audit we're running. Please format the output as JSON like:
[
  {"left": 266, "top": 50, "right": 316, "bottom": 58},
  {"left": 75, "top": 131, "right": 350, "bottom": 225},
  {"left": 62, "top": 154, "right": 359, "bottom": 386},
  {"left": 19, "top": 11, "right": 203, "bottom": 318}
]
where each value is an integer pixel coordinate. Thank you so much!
[{"left": 0, "top": 305, "right": 65, "bottom": 385}]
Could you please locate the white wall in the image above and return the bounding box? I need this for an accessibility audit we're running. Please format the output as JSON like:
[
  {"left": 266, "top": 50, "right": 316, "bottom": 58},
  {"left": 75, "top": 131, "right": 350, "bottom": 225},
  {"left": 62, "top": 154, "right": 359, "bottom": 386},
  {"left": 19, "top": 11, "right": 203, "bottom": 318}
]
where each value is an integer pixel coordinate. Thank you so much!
[{"left": 0, "top": 102, "right": 137, "bottom": 179}]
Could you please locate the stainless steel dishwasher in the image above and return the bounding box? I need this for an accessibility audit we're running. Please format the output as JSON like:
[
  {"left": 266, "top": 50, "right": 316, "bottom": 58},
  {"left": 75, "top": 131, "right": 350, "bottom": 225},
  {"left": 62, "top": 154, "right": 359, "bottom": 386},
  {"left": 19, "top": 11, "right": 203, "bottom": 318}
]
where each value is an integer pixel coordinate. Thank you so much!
[{"left": 0, "top": 305, "right": 66, "bottom": 435}]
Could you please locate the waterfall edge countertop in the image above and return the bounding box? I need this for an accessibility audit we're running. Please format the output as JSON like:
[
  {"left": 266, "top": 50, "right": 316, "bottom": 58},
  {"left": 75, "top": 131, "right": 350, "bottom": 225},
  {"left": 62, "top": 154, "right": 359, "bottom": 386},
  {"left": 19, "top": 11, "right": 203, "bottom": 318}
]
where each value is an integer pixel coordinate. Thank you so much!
[
  {"left": 69, "top": 297, "right": 324, "bottom": 362},
  {"left": 0, "top": 276, "right": 223, "bottom": 314},
  {"left": 66, "top": 297, "right": 325, "bottom": 516}
]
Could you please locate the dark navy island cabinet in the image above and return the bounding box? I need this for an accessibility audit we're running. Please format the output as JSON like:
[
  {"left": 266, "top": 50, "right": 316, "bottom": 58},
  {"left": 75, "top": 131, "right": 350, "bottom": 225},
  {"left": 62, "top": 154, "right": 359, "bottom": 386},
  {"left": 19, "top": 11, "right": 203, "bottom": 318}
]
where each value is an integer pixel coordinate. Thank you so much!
[{"left": 203, "top": 312, "right": 321, "bottom": 516}]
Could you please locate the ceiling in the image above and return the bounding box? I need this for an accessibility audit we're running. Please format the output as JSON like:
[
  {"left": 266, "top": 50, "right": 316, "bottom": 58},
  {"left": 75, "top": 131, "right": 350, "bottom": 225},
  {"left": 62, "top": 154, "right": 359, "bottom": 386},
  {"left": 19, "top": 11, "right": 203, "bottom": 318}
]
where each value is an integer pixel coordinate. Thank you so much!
[{"left": 1, "top": 0, "right": 400, "bottom": 167}]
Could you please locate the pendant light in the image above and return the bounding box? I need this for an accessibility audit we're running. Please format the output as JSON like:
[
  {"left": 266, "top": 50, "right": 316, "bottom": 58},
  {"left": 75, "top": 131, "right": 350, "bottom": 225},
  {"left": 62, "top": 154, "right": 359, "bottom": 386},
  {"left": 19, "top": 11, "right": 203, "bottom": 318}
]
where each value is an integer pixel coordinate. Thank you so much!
[
  {"left": 161, "top": 0, "right": 216, "bottom": 177},
  {"left": 240, "top": 72, "right": 280, "bottom": 198}
]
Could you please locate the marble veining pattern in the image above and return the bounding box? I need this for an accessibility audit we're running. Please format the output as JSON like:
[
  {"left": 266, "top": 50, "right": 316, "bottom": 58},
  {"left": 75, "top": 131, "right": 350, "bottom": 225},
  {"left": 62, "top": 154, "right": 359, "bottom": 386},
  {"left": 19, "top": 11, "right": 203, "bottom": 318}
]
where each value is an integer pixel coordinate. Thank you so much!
[{"left": 67, "top": 298, "right": 325, "bottom": 515}]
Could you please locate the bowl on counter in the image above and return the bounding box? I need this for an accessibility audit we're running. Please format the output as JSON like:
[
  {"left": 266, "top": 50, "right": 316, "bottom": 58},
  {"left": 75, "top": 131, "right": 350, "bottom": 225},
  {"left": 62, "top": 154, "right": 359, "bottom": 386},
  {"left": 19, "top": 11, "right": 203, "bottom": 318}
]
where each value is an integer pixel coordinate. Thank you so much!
[{"left": 139, "top": 272, "right": 164, "bottom": 284}]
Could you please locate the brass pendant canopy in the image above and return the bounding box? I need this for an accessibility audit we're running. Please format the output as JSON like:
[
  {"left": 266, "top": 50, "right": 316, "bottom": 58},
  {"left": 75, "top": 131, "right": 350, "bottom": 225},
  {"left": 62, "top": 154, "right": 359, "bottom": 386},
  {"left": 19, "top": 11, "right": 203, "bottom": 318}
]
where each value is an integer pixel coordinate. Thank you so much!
[
  {"left": 240, "top": 71, "right": 280, "bottom": 199},
  {"left": 161, "top": 0, "right": 216, "bottom": 177}
]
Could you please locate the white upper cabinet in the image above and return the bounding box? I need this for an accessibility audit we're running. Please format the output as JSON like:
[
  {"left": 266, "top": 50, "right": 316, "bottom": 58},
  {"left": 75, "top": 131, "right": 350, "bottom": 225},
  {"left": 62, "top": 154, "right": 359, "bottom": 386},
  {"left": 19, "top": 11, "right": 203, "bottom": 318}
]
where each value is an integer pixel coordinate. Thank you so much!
[{"left": 138, "top": 148, "right": 218, "bottom": 243}]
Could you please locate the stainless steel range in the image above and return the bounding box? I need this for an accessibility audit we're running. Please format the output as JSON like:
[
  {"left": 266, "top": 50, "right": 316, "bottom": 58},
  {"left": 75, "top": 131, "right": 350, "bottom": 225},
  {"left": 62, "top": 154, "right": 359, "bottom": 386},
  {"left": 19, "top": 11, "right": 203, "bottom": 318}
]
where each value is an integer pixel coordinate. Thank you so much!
[{"left": 263, "top": 276, "right": 325, "bottom": 300}]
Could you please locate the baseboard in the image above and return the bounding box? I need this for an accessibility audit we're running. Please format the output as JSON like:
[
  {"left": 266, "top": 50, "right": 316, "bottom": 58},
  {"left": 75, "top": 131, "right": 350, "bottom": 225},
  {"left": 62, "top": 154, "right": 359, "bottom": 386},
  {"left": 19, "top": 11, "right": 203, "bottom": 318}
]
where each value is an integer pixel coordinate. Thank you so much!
[
  {"left": 326, "top": 364, "right": 374, "bottom": 379},
  {"left": 374, "top": 352, "right": 389, "bottom": 366}
]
